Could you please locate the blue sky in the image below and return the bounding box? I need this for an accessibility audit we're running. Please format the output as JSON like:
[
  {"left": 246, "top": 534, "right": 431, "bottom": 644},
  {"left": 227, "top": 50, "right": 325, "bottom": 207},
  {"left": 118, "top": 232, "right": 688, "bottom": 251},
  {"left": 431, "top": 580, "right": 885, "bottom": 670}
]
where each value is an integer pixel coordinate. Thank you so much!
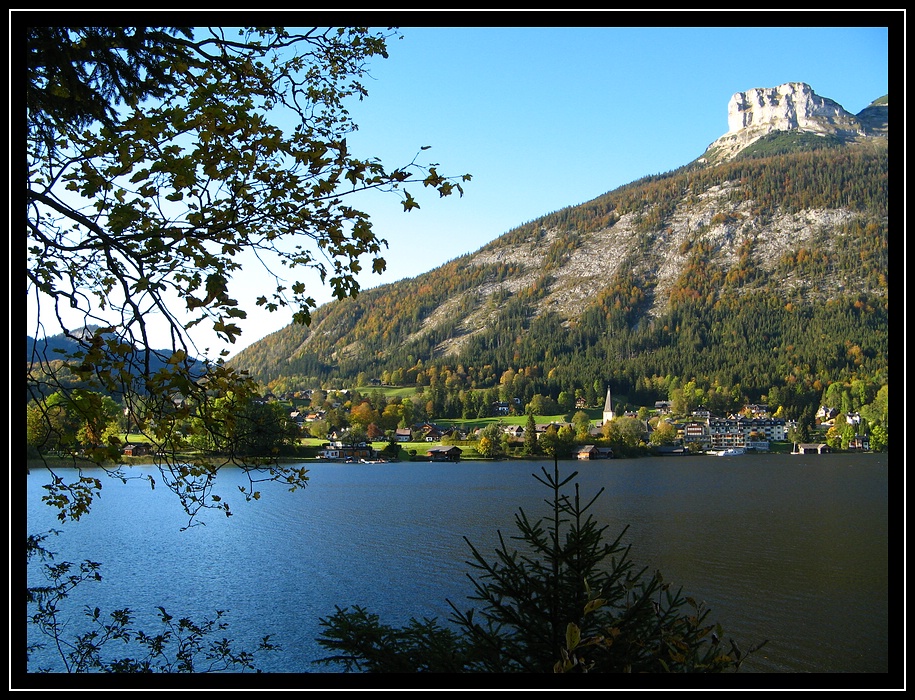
[
  {"left": 26, "top": 21, "right": 892, "bottom": 358},
  {"left": 225, "top": 22, "right": 888, "bottom": 354}
]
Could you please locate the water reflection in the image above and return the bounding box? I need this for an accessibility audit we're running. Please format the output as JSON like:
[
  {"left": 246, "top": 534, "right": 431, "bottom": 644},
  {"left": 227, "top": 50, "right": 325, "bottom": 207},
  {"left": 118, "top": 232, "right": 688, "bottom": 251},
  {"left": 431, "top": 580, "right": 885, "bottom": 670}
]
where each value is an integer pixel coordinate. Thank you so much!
[{"left": 25, "top": 454, "right": 888, "bottom": 675}]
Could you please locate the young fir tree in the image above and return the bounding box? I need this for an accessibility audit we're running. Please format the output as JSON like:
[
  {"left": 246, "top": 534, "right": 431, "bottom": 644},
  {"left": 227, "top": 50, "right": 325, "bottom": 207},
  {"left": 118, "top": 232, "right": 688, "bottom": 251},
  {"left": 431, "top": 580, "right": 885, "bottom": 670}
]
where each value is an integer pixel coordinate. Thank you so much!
[
  {"left": 316, "top": 460, "right": 765, "bottom": 673},
  {"left": 522, "top": 410, "right": 539, "bottom": 456}
]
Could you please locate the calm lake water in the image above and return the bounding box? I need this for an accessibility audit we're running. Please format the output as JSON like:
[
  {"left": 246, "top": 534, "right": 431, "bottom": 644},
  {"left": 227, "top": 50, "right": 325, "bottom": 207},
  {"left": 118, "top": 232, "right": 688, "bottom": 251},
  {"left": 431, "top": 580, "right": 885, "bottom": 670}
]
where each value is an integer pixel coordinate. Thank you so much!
[{"left": 24, "top": 453, "right": 889, "bottom": 680}]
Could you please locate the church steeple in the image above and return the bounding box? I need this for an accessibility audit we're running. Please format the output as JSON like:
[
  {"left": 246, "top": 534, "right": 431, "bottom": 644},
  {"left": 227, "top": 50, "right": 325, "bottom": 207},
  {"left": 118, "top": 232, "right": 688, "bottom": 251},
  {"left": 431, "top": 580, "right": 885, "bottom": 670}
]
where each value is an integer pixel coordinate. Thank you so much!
[{"left": 602, "top": 388, "right": 614, "bottom": 424}]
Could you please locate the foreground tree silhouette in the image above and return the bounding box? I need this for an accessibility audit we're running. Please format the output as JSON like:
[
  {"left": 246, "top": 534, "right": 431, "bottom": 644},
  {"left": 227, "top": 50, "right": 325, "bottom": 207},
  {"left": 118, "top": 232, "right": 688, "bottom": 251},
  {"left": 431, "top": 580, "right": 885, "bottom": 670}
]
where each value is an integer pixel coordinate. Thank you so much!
[
  {"left": 316, "top": 461, "right": 766, "bottom": 672},
  {"left": 24, "top": 24, "right": 468, "bottom": 677},
  {"left": 26, "top": 26, "right": 470, "bottom": 520},
  {"left": 27, "top": 531, "right": 280, "bottom": 673}
]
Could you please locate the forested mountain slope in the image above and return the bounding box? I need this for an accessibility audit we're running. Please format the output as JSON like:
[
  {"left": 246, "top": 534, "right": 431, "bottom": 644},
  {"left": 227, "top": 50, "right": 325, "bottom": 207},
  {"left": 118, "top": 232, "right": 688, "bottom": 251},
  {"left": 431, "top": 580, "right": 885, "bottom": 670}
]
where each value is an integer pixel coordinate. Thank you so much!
[{"left": 229, "top": 89, "right": 888, "bottom": 418}]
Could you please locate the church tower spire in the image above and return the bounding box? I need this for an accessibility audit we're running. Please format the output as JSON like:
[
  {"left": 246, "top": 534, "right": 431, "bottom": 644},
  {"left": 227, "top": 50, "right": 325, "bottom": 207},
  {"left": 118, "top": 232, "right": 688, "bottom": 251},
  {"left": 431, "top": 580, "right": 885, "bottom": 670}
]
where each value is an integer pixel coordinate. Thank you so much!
[{"left": 602, "top": 388, "right": 614, "bottom": 424}]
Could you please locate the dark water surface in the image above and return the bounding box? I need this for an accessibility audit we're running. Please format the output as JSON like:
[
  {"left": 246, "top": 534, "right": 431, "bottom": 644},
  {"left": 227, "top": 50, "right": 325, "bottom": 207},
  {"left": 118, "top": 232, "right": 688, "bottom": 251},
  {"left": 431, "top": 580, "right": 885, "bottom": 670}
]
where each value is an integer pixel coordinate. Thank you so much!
[{"left": 25, "top": 453, "right": 888, "bottom": 677}]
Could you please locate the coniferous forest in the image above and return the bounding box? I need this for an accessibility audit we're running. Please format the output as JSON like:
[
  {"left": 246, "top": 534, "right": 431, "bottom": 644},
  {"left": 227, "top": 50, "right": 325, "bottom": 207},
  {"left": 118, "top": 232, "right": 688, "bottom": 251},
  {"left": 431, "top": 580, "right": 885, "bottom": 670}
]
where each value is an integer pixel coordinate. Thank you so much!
[{"left": 229, "top": 143, "right": 888, "bottom": 423}]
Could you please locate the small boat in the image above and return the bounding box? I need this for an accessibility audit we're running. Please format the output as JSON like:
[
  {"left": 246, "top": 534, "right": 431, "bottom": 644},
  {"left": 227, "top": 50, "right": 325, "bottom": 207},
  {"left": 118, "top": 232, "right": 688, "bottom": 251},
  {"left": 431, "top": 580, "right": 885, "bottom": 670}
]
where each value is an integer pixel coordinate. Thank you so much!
[{"left": 714, "top": 448, "right": 745, "bottom": 456}]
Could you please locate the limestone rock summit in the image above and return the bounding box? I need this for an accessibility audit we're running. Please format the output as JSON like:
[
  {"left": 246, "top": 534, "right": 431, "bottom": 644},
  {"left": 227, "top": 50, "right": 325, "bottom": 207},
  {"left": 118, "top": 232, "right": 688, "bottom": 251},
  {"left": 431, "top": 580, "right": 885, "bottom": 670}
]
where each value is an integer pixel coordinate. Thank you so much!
[{"left": 702, "top": 82, "right": 868, "bottom": 163}]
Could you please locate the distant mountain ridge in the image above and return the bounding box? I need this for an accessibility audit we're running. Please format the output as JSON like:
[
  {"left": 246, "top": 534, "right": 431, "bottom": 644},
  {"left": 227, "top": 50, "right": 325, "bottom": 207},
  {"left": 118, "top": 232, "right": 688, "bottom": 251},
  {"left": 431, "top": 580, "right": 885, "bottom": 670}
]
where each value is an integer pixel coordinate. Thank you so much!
[
  {"left": 27, "top": 325, "right": 103, "bottom": 359},
  {"left": 27, "top": 326, "right": 204, "bottom": 380},
  {"left": 226, "top": 83, "right": 888, "bottom": 401}
]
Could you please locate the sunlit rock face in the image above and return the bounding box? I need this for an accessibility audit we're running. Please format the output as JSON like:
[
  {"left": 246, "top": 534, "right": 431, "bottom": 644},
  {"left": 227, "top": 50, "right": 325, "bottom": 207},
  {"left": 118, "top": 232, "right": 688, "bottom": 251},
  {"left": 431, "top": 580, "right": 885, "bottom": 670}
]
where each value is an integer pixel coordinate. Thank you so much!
[
  {"left": 704, "top": 82, "right": 864, "bottom": 162},
  {"left": 727, "top": 82, "right": 859, "bottom": 134}
]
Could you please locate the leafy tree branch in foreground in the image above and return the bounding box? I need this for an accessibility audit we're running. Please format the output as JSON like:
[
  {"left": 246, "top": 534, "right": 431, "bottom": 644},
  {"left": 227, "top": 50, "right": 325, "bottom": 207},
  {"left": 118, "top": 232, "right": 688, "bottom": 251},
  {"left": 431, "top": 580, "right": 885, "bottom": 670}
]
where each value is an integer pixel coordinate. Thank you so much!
[
  {"left": 27, "top": 531, "right": 279, "bottom": 673},
  {"left": 26, "top": 26, "right": 470, "bottom": 521}
]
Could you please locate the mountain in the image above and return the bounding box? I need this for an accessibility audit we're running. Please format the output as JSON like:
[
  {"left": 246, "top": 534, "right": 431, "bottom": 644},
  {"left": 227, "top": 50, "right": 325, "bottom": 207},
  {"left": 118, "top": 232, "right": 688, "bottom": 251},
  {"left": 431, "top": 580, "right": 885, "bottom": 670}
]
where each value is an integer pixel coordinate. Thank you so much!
[
  {"left": 27, "top": 326, "right": 206, "bottom": 393},
  {"left": 701, "top": 82, "right": 884, "bottom": 163},
  {"left": 229, "top": 83, "right": 888, "bottom": 411},
  {"left": 27, "top": 326, "right": 98, "bottom": 359}
]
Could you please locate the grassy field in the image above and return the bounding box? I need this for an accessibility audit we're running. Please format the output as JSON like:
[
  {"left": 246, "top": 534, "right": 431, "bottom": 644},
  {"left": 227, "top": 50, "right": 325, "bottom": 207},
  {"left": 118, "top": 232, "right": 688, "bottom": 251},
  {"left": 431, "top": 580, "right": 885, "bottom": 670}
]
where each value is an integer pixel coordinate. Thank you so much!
[{"left": 352, "top": 385, "right": 421, "bottom": 400}]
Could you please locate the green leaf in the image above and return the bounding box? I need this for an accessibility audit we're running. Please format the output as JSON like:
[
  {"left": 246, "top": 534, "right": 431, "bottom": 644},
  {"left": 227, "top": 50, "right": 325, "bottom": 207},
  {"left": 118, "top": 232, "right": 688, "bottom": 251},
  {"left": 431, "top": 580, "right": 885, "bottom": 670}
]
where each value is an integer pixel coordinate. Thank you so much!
[
  {"left": 565, "top": 622, "right": 581, "bottom": 650},
  {"left": 401, "top": 191, "right": 419, "bottom": 212}
]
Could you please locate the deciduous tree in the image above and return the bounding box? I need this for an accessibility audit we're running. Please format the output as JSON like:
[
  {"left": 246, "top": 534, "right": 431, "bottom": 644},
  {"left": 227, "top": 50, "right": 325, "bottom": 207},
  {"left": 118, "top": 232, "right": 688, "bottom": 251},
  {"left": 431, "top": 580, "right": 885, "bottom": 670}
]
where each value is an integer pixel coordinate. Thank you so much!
[
  {"left": 649, "top": 420, "right": 678, "bottom": 446},
  {"left": 26, "top": 26, "right": 470, "bottom": 521},
  {"left": 477, "top": 422, "right": 504, "bottom": 458}
]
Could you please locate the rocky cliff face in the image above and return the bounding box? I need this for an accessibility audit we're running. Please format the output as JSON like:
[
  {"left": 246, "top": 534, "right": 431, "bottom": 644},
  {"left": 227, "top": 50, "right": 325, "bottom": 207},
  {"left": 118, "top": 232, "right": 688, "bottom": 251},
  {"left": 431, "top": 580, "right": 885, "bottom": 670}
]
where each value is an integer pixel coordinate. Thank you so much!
[{"left": 702, "top": 82, "right": 867, "bottom": 163}]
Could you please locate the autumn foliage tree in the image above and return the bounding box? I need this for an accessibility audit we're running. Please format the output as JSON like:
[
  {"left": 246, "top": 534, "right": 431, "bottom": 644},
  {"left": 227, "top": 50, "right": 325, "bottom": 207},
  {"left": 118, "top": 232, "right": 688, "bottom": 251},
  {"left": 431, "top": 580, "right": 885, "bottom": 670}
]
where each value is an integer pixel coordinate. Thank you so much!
[
  {"left": 26, "top": 26, "right": 470, "bottom": 520},
  {"left": 25, "top": 24, "right": 471, "bottom": 676}
]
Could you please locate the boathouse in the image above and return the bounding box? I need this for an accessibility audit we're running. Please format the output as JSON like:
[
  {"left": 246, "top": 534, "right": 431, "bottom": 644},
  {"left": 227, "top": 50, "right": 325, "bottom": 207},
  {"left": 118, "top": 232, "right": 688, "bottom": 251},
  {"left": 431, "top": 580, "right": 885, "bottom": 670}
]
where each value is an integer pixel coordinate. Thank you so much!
[
  {"left": 796, "top": 443, "right": 831, "bottom": 454},
  {"left": 576, "top": 445, "right": 614, "bottom": 460},
  {"left": 426, "top": 446, "right": 463, "bottom": 462}
]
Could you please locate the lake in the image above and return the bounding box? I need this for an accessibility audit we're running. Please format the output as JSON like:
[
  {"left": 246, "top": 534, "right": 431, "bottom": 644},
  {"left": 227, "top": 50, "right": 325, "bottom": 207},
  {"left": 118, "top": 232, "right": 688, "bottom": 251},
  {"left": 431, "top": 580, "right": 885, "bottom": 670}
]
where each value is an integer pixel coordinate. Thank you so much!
[{"left": 23, "top": 453, "right": 889, "bottom": 682}]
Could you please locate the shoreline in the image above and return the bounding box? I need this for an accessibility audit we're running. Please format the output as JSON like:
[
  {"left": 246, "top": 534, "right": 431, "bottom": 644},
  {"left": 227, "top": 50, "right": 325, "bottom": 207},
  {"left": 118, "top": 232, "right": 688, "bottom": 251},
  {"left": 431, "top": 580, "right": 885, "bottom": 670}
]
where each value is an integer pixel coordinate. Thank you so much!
[{"left": 28, "top": 448, "right": 881, "bottom": 472}]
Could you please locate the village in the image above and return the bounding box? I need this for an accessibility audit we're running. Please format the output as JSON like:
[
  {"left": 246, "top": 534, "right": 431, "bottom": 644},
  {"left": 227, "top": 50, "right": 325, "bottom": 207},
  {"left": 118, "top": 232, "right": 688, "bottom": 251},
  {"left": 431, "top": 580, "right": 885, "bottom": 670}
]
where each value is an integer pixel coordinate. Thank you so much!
[
  {"left": 114, "top": 381, "right": 872, "bottom": 464},
  {"left": 301, "top": 389, "right": 867, "bottom": 463}
]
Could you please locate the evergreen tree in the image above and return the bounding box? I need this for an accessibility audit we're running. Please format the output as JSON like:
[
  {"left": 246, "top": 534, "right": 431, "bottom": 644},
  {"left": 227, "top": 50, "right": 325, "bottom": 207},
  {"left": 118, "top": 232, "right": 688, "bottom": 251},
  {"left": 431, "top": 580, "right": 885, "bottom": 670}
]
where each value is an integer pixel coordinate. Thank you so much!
[
  {"left": 316, "top": 462, "right": 765, "bottom": 673},
  {"left": 523, "top": 410, "right": 538, "bottom": 456}
]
